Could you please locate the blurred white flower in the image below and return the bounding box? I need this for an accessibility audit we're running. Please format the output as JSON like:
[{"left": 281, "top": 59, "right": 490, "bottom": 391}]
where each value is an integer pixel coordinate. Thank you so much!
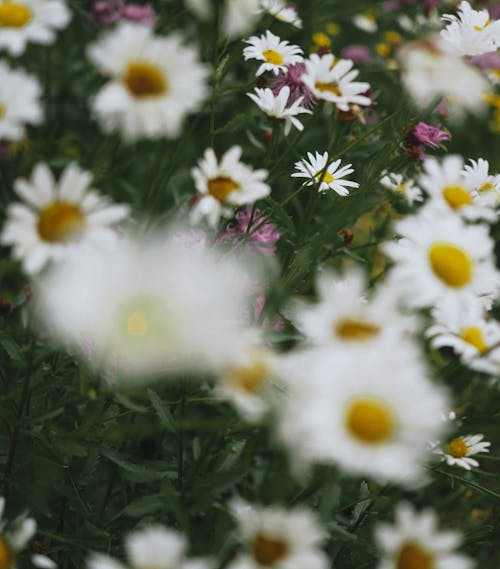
[
  {"left": 0, "top": 0, "right": 71, "bottom": 56},
  {"left": 380, "top": 172, "right": 423, "bottom": 205},
  {"left": 259, "top": 0, "right": 302, "bottom": 28},
  {"left": 184, "top": 0, "right": 261, "bottom": 38},
  {"left": 87, "top": 23, "right": 208, "bottom": 141},
  {"left": 353, "top": 12, "right": 377, "bottom": 33},
  {"left": 0, "top": 162, "right": 129, "bottom": 274},
  {"left": 462, "top": 157, "right": 500, "bottom": 206}
]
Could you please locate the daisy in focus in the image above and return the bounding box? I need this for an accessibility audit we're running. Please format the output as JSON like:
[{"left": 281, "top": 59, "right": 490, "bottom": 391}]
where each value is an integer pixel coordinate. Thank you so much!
[
  {"left": 247, "top": 86, "right": 312, "bottom": 135},
  {"left": 37, "top": 231, "right": 254, "bottom": 380},
  {"left": 441, "top": 0, "right": 500, "bottom": 57},
  {"left": 0, "top": 162, "right": 130, "bottom": 274},
  {"left": 228, "top": 499, "right": 328, "bottom": 569},
  {"left": 286, "top": 267, "right": 418, "bottom": 349},
  {"left": 88, "top": 525, "right": 209, "bottom": 569},
  {"left": 87, "top": 23, "right": 208, "bottom": 141},
  {"left": 0, "top": 496, "right": 55, "bottom": 569},
  {"left": 259, "top": 0, "right": 302, "bottom": 29},
  {"left": 380, "top": 172, "right": 423, "bottom": 205},
  {"left": 243, "top": 30, "right": 303, "bottom": 76},
  {"left": 462, "top": 157, "right": 500, "bottom": 206},
  {"left": 419, "top": 155, "right": 497, "bottom": 222},
  {"left": 0, "top": 0, "right": 71, "bottom": 56},
  {"left": 0, "top": 61, "right": 42, "bottom": 142},
  {"left": 384, "top": 206, "right": 500, "bottom": 310},
  {"left": 427, "top": 299, "right": 500, "bottom": 376},
  {"left": 291, "top": 151, "right": 359, "bottom": 195},
  {"left": 375, "top": 502, "right": 473, "bottom": 569},
  {"left": 277, "top": 343, "right": 449, "bottom": 485},
  {"left": 434, "top": 434, "right": 491, "bottom": 470},
  {"left": 190, "top": 146, "right": 271, "bottom": 228},
  {"left": 302, "top": 54, "right": 371, "bottom": 112}
]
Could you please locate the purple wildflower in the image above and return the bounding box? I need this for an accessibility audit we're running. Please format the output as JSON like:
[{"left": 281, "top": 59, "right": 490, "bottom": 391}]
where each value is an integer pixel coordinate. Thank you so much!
[
  {"left": 91, "top": 0, "right": 156, "bottom": 26},
  {"left": 341, "top": 45, "right": 374, "bottom": 65},
  {"left": 402, "top": 121, "right": 450, "bottom": 161},
  {"left": 270, "top": 63, "right": 315, "bottom": 109},
  {"left": 469, "top": 51, "right": 500, "bottom": 71},
  {"left": 218, "top": 205, "right": 281, "bottom": 256},
  {"left": 122, "top": 3, "right": 157, "bottom": 25}
]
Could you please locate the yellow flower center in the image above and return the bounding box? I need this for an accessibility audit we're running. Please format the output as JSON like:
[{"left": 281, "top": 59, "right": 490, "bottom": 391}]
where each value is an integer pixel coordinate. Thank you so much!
[
  {"left": 474, "top": 19, "right": 491, "bottom": 32},
  {"left": 226, "top": 360, "right": 268, "bottom": 394},
  {"left": 0, "top": 2, "right": 32, "bottom": 27},
  {"left": 315, "top": 82, "right": 341, "bottom": 96},
  {"left": 346, "top": 397, "right": 395, "bottom": 445},
  {"left": 0, "top": 538, "right": 15, "bottom": 569},
  {"left": 442, "top": 185, "right": 473, "bottom": 210},
  {"left": 460, "top": 326, "right": 488, "bottom": 353},
  {"left": 396, "top": 543, "right": 434, "bottom": 569},
  {"left": 262, "top": 49, "right": 284, "bottom": 65},
  {"left": 395, "top": 183, "right": 407, "bottom": 193},
  {"left": 312, "top": 32, "right": 331, "bottom": 47},
  {"left": 207, "top": 176, "right": 239, "bottom": 202},
  {"left": 37, "top": 201, "right": 86, "bottom": 243},
  {"left": 334, "top": 318, "right": 380, "bottom": 341},
  {"left": 315, "top": 169, "right": 334, "bottom": 185},
  {"left": 428, "top": 243, "right": 473, "bottom": 288},
  {"left": 479, "top": 182, "right": 494, "bottom": 193},
  {"left": 123, "top": 61, "right": 168, "bottom": 98},
  {"left": 126, "top": 311, "right": 149, "bottom": 337},
  {"left": 446, "top": 437, "right": 468, "bottom": 459},
  {"left": 252, "top": 534, "right": 289, "bottom": 566}
]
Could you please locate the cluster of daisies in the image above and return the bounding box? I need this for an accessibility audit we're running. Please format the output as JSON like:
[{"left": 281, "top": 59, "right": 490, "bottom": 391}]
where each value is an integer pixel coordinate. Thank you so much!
[{"left": 0, "top": 1, "right": 498, "bottom": 569}]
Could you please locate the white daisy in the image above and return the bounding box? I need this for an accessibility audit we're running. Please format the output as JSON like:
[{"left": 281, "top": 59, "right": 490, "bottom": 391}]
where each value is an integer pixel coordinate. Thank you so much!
[
  {"left": 243, "top": 30, "right": 303, "bottom": 76},
  {"left": 441, "top": 1, "right": 500, "bottom": 57},
  {"left": 0, "top": 496, "right": 55, "bottom": 569},
  {"left": 88, "top": 526, "right": 209, "bottom": 569},
  {"left": 247, "top": 86, "right": 311, "bottom": 135},
  {"left": 224, "top": 0, "right": 261, "bottom": 39},
  {"left": 384, "top": 205, "right": 500, "bottom": 310},
  {"left": 87, "top": 23, "right": 209, "bottom": 142},
  {"left": 291, "top": 151, "right": 359, "bottom": 195},
  {"left": 0, "top": 162, "right": 130, "bottom": 274},
  {"left": 427, "top": 298, "right": 500, "bottom": 376},
  {"left": 277, "top": 342, "right": 449, "bottom": 485},
  {"left": 302, "top": 54, "right": 371, "bottom": 111},
  {"left": 399, "top": 36, "right": 489, "bottom": 118},
  {"left": 419, "top": 155, "right": 497, "bottom": 222},
  {"left": 380, "top": 172, "right": 423, "bottom": 205},
  {"left": 0, "top": 0, "right": 70, "bottom": 56},
  {"left": 375, "top": 502, "right": 473, "bottom": 569},
  {"left": 462, "top": 157, "right": 500, "bottom": 207},
  {"left": 259, "top": 0, "right": 302, "bottom": 29},
  {"left": 190, "top": 146, "right": 271, "bottom": 227},
  {"left": 215, "top": 338, "right": 283, "bottom": 421},
  {"left": 434, "top": 434, "right": 491, "bottom": 470},
  {"left": 228, "top": 499, "right": 328, "bottom": 569},
  {"left": 0, "top": 61, "right": 42, "bottom": 142},
  {"left": 37, "top": 231, "right": 253, "bottom": 380}
]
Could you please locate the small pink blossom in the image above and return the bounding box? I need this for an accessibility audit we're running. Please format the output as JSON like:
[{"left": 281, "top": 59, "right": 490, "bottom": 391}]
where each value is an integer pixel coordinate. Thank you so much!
[
  {"left": 341, "top": 45, "right": 374, "bottom": 65},
  {"left": 218, "top": 206, "right": 281, "bottom": 256},
  {"left": 402, "top": 121, "right": 450, "bottom": 160},
  {"left": 91, "top": 0, "right": 156, "bottom": 26},
  {"left": 270, "top": 63, "right": 315, "bottom": 109},
  {"left": 469, "top": 52, "right": 500, "bottom": 71}
]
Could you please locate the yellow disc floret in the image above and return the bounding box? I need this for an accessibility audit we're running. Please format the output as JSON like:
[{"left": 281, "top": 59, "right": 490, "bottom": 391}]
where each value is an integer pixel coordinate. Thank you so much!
[
  {"left": 442, "top": 185, "right": 473, "bottom": 210},
  {"left": 262, "top": 49, "right": 284, "bottom": 65},
  {"left": 460, "top": 326, "right": 488, "bottom": 353},
  {"left": 428, "top": 242, "right": 473, "bottom": 288},
  {"left": 123, "top": 61, "right": 168, "bottom": 98},
  {"left": 207, "top": 176, "right": 239, "bottom": 202},
  {"left": 346, "top": 397, "right": 395, "bottom": 444},
  {"left": 37, "top": 202, "right": 86, "bottom": 243},
  {"left": 447, "top": 437, "right": 468, "bottom": 459},
  {"left": 0, "top": 2, "right": 32, "bottom": 28},
  {"left": 396, "top": 542, "right": 434, "bottom": 569},
  {"left": 334, "top": 318, "right": 380, "bottom": 341},
  {"left": 252, "top": 534, "right": 289, "bottom": 566},
  {"left": 0, "top": 538, "right": 15, "bottom": 569}
]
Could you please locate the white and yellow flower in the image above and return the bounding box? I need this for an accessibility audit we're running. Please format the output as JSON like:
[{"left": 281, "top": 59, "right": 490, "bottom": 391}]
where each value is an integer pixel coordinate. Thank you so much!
[
  {"left": 434, "top": 434, "right": 491, "bottom": 470},
  {"left": 419, "top": 155, "right": 497, "bottom": 222},
  {"left": 190, "top": 146, "right": 271, "bottom": 227},
  {"left": 0, "top": 0, "right": 70, "bottom": 56},
  {"left": 0, "top": 162, "right": 130, "bottom": 274},
  {"left": 380, "top": 172, "right": 423, "bottom": 205},
  {"left": 247, "top": 86, "right": 311, "bottom": 135},
  {"left": 286, "top": 267, "right": 418, "bottom": 349},
  {"left": 462, "top": 157, "right": 500, "bottom": 207},
  {"left": 353, "top": 12, "right": 377, "bottom": 33},
  {"left": 302, "top": 54, "right": 371, "bottom": 111},
  {"left": 384, "top": 206, "right": 500, "bottom": 310},
  {"left": 277, "top": 343, "right": 449, "bottom": 485},
  {"left": 291, "top": 151, "right": 359, "bottom": 195},
  {"left": 0, "top": 61, "right": 42, "bottom": 142},
  {"left": 259, "top": 0, "right": 302, "bottom": 29},
  {"left": 88, "top": 526, "right": 209, "bottom": 569},
  {"left": 441, "top": 0, "right": 500, "bottom": 57},
  {"left": 375, "top": 502, "right": 473, "bottom": 569},
  {"left": 87, "top": 23, "right": 208, "bottom": 142},
  {"left": 243, "top": 30, "right": 303, "bottom": 76},
  {"left": 37, "top": 231, "right": 253, "bottom": 380},
  {"left": 228, "top": 499, "right": 328, "bottom": 569},
  {"left": 427, "top": 298, "right": 500, "bottom": 376}
]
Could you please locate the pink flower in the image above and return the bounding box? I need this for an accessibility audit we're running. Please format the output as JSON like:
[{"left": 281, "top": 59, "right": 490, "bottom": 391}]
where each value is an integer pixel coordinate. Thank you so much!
[
  {"left": 469, "top": 51, "right": 500, "bottom": 71},
  {"left": 402, "top": 121, "right": 450, "bottom": 161},
  {"left": 218, "top": 206, "right": 281, "bottom": 255},
  {"left": 91, "top": 0, "right": 156, "bottom": 26},
  {"left": 122, "top": 3, "right": 156, "bottom": 25},
  {"left": 341, "top": 45, "right": 373, "bottom": 65},
  {"left": 270, "top": 63, "right": 315, "bottom": 109}
]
